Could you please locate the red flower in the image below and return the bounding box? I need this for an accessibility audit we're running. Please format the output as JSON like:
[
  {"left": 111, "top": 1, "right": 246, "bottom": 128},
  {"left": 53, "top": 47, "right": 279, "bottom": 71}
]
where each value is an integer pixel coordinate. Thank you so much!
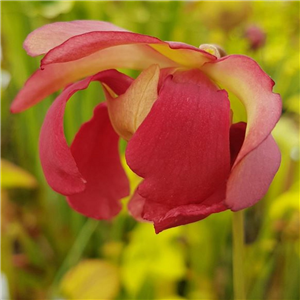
[
  {"left": 244, "top": 25, "right": 267, "bottom": 51},
  {"left": 11, "top": 21, "right": 281, "bottom": 233}
]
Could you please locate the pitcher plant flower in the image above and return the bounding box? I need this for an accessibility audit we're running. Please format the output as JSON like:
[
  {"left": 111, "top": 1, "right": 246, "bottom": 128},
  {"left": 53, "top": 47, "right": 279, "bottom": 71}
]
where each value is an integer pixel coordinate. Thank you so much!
[{"left": 11, "top": 21, "right": 281, "bottom": 233}]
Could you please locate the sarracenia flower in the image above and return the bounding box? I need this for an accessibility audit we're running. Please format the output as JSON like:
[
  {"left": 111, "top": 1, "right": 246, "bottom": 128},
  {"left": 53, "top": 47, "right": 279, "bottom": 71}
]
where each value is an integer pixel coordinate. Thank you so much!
[{"left": 11, "top": 21, "right": 281, "bottom": 233}]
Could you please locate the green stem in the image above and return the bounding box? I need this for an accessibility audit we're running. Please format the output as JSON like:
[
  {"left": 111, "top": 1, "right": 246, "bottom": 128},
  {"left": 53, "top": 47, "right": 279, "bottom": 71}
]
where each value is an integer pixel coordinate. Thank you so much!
[
  {"left": 49, "top": 218, "right": 99, "bottom": 297},
  {"left": 232, "top": 210, "right": 246, "bottom": 300}
]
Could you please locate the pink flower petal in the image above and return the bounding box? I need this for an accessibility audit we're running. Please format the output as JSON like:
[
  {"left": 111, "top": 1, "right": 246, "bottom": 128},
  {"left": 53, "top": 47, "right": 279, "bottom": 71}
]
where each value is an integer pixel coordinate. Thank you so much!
[
  {"left": 226, "top": 129, "right": 281, "bottom": 211},
  {"left": 41, "top": 33, "right": 216, "bottom": 67},
  {"left": 126, "top": 69, "right": 231, "bottom": 210},
  {"left": 202, "top": 55, "right": 282, "bottom": 167},
  {"left": 41, "top": 32, "right": 165, "bottom": 66},
  {"left": 10, "top": 45, "right": 173, "bottom": 113},
  {"left": 39, "top": 79, "right": 90, "bottom": 195},
  {"left": 39, "top": 70, "right": 131, "bottom": 219},
  {"left": 13, "top": 25, "right": 217, "bottom": 113},
  {"left": 127, "top": 189, "right": 146, "bottom": 222},
  {"left": 142, "top": 185, "right": 227, "bottom": 233},
  {"left": 24, "top": 20, "right": 128, "bottom": 56},
  {"left": 67, "top": 103, "right": 129, "bottom": 219}
]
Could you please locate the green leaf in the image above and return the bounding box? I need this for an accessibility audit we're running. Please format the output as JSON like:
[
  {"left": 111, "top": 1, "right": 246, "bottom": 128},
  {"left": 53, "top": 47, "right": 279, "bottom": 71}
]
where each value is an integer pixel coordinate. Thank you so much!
[{"left": 1, "top": 159, "right": 37, "bottom": 189}]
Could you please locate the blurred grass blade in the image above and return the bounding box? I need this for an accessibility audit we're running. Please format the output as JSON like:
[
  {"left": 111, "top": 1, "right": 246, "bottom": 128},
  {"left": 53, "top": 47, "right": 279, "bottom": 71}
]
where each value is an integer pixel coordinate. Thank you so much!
[{"left": 49, "top": 218, "right": 99, "bottom": 297}]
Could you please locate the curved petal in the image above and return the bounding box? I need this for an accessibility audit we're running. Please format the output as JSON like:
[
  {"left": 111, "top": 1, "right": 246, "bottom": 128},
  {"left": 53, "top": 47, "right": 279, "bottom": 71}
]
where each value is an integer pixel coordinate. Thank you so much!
[
  {"left": 39, "top": 79, "right": 89, "bottom": 195},
  {"left": 106, "top": 64, "right": 160, "bottom": 140},
  {"left": 40, "top": 33, "right": 216, "bottom": 70},
  {"left": 126, "top": 69, "right": 231, "bottom": 208},
  {"left": 41, "top": 32, "right": 165, "bottom": 66},
  {"left": 127, "top": 189, "right": 146, "bottom": 222},
  {"left": 201, "top": 55, "right": 282, "bottom": 168},
  {"left": 128, "top": 182, "right": 227, "bottom": 232},
  {"left": 67, "top": 103, "right": 129, "bottom": 219},
  {"left": 39, "top": 69, "right": 131, "bottom": 196},
  {"left": 24, "top": 20, "right": 128, "bottom": 56},
  {"left": 226, "top": 129, "right": 281, "bottom": 211},
  {"left": 41, "top": 32, "right": 216, "bottom": 67},
  {"left": 10, "top": 44, "right": 172, "bottom": 113},
  {"left": 142, "top": 185, "right": 227, "bottom": 233},
  {"left": 13, "top": 28, "right": 217, "bottom": 113}
]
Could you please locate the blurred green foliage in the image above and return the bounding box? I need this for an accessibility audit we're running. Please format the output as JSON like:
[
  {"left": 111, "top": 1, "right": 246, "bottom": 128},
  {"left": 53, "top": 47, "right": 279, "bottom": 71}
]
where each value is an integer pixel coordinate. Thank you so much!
[{"left": 1, "top": 1, "right": 299, "bottom": 300}]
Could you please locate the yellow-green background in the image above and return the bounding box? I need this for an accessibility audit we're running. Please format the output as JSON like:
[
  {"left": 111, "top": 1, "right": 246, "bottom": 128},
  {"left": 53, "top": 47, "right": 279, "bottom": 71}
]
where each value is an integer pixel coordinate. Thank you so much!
[{"left": 1, "top": 1, "right": 299, "bottom": 299}]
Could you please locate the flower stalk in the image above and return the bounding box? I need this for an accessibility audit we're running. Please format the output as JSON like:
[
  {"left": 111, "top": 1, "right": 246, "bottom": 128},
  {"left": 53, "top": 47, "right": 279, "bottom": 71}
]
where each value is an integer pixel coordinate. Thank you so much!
[{"left": 232, "top": 210, "right": 246, "bottom": 300}]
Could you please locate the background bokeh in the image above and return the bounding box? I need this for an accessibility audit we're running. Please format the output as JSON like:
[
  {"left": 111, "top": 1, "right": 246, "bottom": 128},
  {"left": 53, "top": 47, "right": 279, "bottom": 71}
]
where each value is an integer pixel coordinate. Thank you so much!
[{"left": 1, "top": 1, "right": 299, "bottom": 299}]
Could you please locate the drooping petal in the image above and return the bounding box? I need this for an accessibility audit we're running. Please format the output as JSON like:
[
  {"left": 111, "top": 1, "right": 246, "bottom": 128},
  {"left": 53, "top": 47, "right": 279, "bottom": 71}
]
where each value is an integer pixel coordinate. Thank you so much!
[
  {"left": 201, "top": 55, "right": 282, "bottom": 167},
  {"left": 126, "top": 69, "right": 231, "bottom": 209},
  {"left": 39, "top": 70, "right": 131, "bottom": 196},
  {"left": 142, "top": 185, "right": 227, "bottom": 233},
  {"left": 24, "top": 20, "right": 128, "bottom": 56},
  {"left": 39, "top": 80, "right": 89, "bottom": 195},
  {"left": 106, "top": 64, "right": 160, "bottom": 140},
  {"left": 226, "top": 127, "right": 281, "bottom": 211},
  {"left": 67, "top": 104, "right": 129, "bottom": 219}
]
